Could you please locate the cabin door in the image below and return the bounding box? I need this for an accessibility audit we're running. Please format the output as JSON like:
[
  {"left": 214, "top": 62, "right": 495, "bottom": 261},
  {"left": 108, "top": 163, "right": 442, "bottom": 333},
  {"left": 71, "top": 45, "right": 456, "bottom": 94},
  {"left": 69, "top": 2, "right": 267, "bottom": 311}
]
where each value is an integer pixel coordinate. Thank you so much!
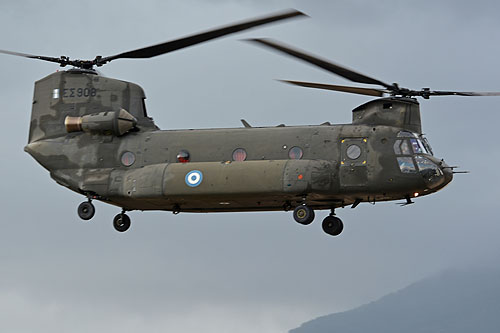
[{"left": 339, "top": 137, "right": 368, "bottom": 187}]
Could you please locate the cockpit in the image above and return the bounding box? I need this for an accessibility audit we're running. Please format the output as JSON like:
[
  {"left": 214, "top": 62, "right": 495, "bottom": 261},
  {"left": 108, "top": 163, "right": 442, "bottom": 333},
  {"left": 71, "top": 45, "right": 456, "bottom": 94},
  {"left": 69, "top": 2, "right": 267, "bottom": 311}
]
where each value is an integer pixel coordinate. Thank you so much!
[
  {"left": 393, "top": 131, "right": 448, "bottom": 189},
  {"left": 394, "top": 131, "right": 432, "bottom": 155}
]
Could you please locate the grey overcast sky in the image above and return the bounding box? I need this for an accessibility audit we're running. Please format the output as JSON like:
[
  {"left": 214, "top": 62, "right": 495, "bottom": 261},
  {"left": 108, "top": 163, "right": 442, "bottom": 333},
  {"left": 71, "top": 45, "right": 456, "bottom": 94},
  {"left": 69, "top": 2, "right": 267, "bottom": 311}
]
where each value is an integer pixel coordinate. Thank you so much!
[{"left": 1, "top": 1, "right": 500, "bottom": 332}]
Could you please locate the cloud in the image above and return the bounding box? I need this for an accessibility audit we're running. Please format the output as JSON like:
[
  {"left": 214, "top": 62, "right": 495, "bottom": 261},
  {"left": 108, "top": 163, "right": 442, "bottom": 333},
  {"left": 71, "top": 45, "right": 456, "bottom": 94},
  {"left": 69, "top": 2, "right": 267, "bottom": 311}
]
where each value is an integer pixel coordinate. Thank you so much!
[{"left": 0, "top": 287, "right": 319, "bottom": 333}]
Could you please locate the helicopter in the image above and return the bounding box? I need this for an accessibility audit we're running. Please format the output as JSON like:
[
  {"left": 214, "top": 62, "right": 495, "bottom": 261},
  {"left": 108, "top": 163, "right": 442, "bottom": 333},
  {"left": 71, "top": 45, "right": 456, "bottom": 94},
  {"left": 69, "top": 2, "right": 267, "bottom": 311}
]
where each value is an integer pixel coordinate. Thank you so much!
[{"left": 2, "top": 10, "right": 498, "bottom": 236}]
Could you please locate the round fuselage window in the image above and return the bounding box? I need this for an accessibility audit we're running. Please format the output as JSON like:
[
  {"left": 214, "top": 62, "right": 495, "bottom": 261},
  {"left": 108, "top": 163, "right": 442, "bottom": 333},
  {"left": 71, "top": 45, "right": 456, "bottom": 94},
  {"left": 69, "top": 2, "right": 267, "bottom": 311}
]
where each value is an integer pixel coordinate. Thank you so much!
[
  {"left": 346, "top": 144, "right": 361, "bottom": 160},
  {"left": 121, "top": 151, "right": 136, "bottom": 167}
]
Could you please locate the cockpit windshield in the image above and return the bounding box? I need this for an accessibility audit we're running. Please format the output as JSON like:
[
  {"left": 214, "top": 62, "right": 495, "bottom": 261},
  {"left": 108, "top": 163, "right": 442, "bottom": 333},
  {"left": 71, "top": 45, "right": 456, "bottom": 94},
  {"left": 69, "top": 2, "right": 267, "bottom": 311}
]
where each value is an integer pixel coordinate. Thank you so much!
[
  {"left": 410, "top": 138, "right": 427, "bottom": 154},
  {"left": 394, "top": 131, "right": 435, "bottom": 174},
  {"left": 420, "top": 136, "right": 434, "bottom": 155},
  {"left": 394, "top": 131, "right": 433, "bottom": 156}
]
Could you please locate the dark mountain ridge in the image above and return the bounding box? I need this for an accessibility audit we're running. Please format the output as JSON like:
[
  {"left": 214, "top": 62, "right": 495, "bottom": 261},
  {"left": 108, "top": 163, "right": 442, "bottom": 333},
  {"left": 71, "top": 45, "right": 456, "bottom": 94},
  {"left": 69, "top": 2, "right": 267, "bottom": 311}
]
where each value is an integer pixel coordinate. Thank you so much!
[{"left": 291, "top": 266, "right": 500, "bottom": 333}]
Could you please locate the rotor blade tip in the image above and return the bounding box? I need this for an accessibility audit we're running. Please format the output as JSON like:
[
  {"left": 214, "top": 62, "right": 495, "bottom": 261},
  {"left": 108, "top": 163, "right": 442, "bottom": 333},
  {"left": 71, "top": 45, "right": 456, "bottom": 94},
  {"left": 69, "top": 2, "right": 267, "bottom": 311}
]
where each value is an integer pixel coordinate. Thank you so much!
[
  {"left": 288, "top": 9, "right": 309, "bottom": 18},
  {"left": 278, "top": 8, "right": 307, "bottom": 15},
  {"left": 242, "top": 38, "right": 268, "bottom": 45},
  {"left": 243, "top": 37, "right": 272, "bottom": 44}
]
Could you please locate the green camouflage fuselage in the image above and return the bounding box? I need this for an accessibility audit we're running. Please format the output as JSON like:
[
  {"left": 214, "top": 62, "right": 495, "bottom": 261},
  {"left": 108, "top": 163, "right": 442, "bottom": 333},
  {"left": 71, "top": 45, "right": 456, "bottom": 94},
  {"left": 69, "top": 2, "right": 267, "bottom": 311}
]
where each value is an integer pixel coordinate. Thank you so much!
[{"left": 24, "top": 70, "right": 452, "bottom": 213}]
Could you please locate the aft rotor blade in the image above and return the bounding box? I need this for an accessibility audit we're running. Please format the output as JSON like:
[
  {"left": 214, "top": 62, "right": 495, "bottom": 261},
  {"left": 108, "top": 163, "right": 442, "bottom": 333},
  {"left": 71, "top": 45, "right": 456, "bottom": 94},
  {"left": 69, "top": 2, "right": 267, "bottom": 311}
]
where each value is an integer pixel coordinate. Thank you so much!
[
  {"left": 279, "top": 80, "right": 386, "bottom": 97},
  {"left": 100, "top": 9, "right": 306, "bottom": 64},
  {"left": 247, "top": 38, "right": 393, "bottom": 89},
  {"left": 0, "top": 49, "right": 65, "bottom": 65}
]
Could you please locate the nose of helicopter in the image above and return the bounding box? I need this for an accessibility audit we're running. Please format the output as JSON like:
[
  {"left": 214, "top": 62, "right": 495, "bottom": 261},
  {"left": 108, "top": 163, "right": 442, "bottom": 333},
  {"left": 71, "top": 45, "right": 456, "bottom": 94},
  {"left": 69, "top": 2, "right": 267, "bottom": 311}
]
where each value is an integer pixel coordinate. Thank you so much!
[
  {"left": 430, "top": 158, "right": 454, "bottom": 191},
  {"left": 440, "top": 160, "right": 454, "bottom": 187},
  {"left": 417, "top": 156, "right": 453, "bottom": 191}
]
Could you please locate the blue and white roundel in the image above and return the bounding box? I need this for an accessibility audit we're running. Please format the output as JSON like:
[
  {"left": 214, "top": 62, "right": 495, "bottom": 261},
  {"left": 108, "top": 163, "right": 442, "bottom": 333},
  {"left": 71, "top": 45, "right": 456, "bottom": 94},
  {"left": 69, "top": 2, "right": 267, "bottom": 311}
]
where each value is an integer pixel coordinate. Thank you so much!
[{"left": 185, "top": 170, "right": 203, "bottom": 187}]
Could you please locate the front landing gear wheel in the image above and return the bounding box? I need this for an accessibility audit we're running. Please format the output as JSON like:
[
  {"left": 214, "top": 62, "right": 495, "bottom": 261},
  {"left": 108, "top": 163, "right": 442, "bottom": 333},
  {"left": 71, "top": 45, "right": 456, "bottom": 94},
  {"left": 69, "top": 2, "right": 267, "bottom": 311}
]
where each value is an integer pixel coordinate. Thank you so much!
[
  {"left": 77, "top": 201, "right": 95, "bottom": 220},
  {"left": 113, "top": 213, "right": 131, "bottom": 232},
  {"left": 293, "top": 205, "right": 315, "bottom": 225},
  {"left": 322, "top": 216, "right": 344, "bottom": 236}
]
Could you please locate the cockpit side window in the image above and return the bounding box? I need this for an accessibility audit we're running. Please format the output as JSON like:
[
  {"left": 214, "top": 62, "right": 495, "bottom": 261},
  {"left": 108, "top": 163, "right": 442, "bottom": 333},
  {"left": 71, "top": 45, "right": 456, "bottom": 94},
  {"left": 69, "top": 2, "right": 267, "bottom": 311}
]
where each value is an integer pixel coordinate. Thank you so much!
[
  {"left": 400, "top": 140, "right": 411, "bottom": 155},
  {"left": 395, "top": 131, "right": 432, "bottom": 156},
  {"left": 394, "top": 132, "right": 418, "bottom": 173},
  {"left": 397, "top": 157, "right": 416, "bottom": 173},
  {"left": 393, "top": 140, "right": 402, "bottom": 154},
  {"left": 415, "top": 156, "right": 439, "bottom": 172},
  {"left": 415, "top": 156, "right": 443, "bottom": 179},
  {"left": 393, "top": 139, "right": 412, "bottom": 155}
]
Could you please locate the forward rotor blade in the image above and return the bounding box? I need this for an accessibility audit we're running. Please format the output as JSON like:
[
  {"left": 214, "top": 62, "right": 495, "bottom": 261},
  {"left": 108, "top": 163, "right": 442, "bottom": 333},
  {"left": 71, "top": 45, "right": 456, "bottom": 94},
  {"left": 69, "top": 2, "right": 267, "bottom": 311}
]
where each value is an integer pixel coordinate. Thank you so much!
[
  {"left": 279, "top": 80, "right": 386, "bottom": 97},
  {"left": 428, "top": 90, "right": 500, "bottom": 97},
  {"left": 100, "top": 9, "right": 306, "bottom": 65},
  {"left": 247, "top": 38, "right": 392, "bottom": 89}
]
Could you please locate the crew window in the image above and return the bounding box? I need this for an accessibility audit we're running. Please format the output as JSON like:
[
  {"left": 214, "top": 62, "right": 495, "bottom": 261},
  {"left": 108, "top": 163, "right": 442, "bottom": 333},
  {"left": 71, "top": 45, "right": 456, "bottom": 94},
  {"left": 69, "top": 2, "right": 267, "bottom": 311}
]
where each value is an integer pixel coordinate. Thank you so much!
[
  {"left": 395, "top": 134, "right": 430, "bottom": 156},
  {"left": 418, "top": 140, "right": 428, "bottom": 154},
  {"left": 410, "top": 139, "right": 423, "bottom": 154},
  {"left": 397, "top": 157, "right": 416, "bottom": 173},
  {"left": 177, "top": 150, "right": 190, "bottom": 163},
  {"left": 288, "top": 146, "right": 303, "bottom": 160},
  {"left": 393, "top": 140, "right": 402, "bottom": 155},
  {"left": 411, "top": 138, "right": 431, "bottom": 154},
  {"left": 420, "top": 136, "right": 434, "bottom": 156},
  {"left": 415, "top": 156, "right": 441, "bottom": 175},
  {"left": 121, "top": 151, "right": 136, "bottom": 167},
  {"left": 394, "top": 131, "right": 433, "bottom": 173},
  {"left": 400, "top": 140, "right": 411, "bottom": 155},
  {"left": 346, "top": 144, "right": 361, "bottom": 160},
  {"left": 232, "top": 148, "right": 247, "bottom": 161}
]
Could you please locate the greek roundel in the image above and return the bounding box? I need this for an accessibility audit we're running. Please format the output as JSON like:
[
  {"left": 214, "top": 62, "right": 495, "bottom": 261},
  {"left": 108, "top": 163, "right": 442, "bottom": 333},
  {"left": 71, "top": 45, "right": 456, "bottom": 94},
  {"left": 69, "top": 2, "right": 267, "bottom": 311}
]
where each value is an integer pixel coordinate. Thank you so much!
[{"left": 185, "top": 170, "right": 203, "bottom": 187}]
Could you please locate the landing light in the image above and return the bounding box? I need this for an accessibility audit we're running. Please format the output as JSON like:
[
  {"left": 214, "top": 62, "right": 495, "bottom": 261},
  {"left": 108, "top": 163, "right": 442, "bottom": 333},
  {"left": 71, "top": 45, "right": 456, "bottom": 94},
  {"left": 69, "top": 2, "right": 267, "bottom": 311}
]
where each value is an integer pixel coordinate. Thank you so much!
[{"left": 414, "top": 192, "right": 419, "bottom": 197}]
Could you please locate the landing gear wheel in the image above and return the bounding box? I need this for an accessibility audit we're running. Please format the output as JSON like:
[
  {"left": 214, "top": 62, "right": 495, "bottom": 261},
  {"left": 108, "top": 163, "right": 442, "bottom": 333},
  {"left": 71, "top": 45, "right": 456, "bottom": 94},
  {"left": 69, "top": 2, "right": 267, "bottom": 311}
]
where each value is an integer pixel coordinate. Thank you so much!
[
  {"left": 113, "top": 213, "right": 131, "bottom": 232},
  {"left": 293, "top": 205, "right": 315, "bottom": 225},
  {"left": 77, "top": 201, "right": 95, "bottom": 220},
  {"left": 322, "top": 216, "right": 344, "bottom": 236}
]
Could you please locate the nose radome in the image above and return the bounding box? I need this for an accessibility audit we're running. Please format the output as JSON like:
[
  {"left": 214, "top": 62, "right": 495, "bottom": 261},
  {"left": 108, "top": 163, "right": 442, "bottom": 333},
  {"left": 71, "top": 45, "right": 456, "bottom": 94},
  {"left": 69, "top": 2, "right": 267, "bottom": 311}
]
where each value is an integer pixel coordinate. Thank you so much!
[
  {"left": 437, "top": 159, "right": 454, "bottom": 189},
  {"left": 418, "top": 156, "right": 454, "bottom": 191},
  {"left": 442, "top": 164, "right": 454, "bottom": 186}
]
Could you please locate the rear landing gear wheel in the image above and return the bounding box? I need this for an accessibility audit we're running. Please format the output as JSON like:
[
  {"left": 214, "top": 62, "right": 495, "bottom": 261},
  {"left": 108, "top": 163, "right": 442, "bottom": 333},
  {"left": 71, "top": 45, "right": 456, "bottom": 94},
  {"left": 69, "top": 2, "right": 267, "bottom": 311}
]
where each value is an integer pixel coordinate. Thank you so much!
[
  {"left": 322, "top": 216, "right": 343, "bottom": 236},
  {"left": 113, "top": 213, "right": 131, "bottom": 232},
  {"left": 293, "top": 205, "right": 315, "bottom": 225},
  {"left": 77, "top": 201, "right": 95, "bottom": 220}
]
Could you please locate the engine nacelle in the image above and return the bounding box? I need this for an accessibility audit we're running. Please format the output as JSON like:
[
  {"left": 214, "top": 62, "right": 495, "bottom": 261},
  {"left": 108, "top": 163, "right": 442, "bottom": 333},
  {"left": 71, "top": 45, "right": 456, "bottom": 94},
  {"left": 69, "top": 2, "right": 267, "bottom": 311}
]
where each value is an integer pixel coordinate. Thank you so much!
[{"left": 65, "top": 109, "right": 137, "bottom": 136}]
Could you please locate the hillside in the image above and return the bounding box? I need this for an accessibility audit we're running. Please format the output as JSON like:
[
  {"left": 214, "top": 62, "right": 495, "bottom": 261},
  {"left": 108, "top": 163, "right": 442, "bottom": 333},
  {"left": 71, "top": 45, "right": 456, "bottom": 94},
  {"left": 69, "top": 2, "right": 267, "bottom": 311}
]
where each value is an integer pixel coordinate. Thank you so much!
[{"left": 291, "top": 267, "right": 500, "bottom": 333}]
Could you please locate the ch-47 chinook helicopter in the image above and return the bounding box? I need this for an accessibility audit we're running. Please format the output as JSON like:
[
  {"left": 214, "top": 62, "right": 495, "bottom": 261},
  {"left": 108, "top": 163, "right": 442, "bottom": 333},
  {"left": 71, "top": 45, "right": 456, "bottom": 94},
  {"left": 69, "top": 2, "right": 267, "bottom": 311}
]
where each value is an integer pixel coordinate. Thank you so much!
[{"left": 3, "top": 10, "right": 499, "bottom": 236}]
